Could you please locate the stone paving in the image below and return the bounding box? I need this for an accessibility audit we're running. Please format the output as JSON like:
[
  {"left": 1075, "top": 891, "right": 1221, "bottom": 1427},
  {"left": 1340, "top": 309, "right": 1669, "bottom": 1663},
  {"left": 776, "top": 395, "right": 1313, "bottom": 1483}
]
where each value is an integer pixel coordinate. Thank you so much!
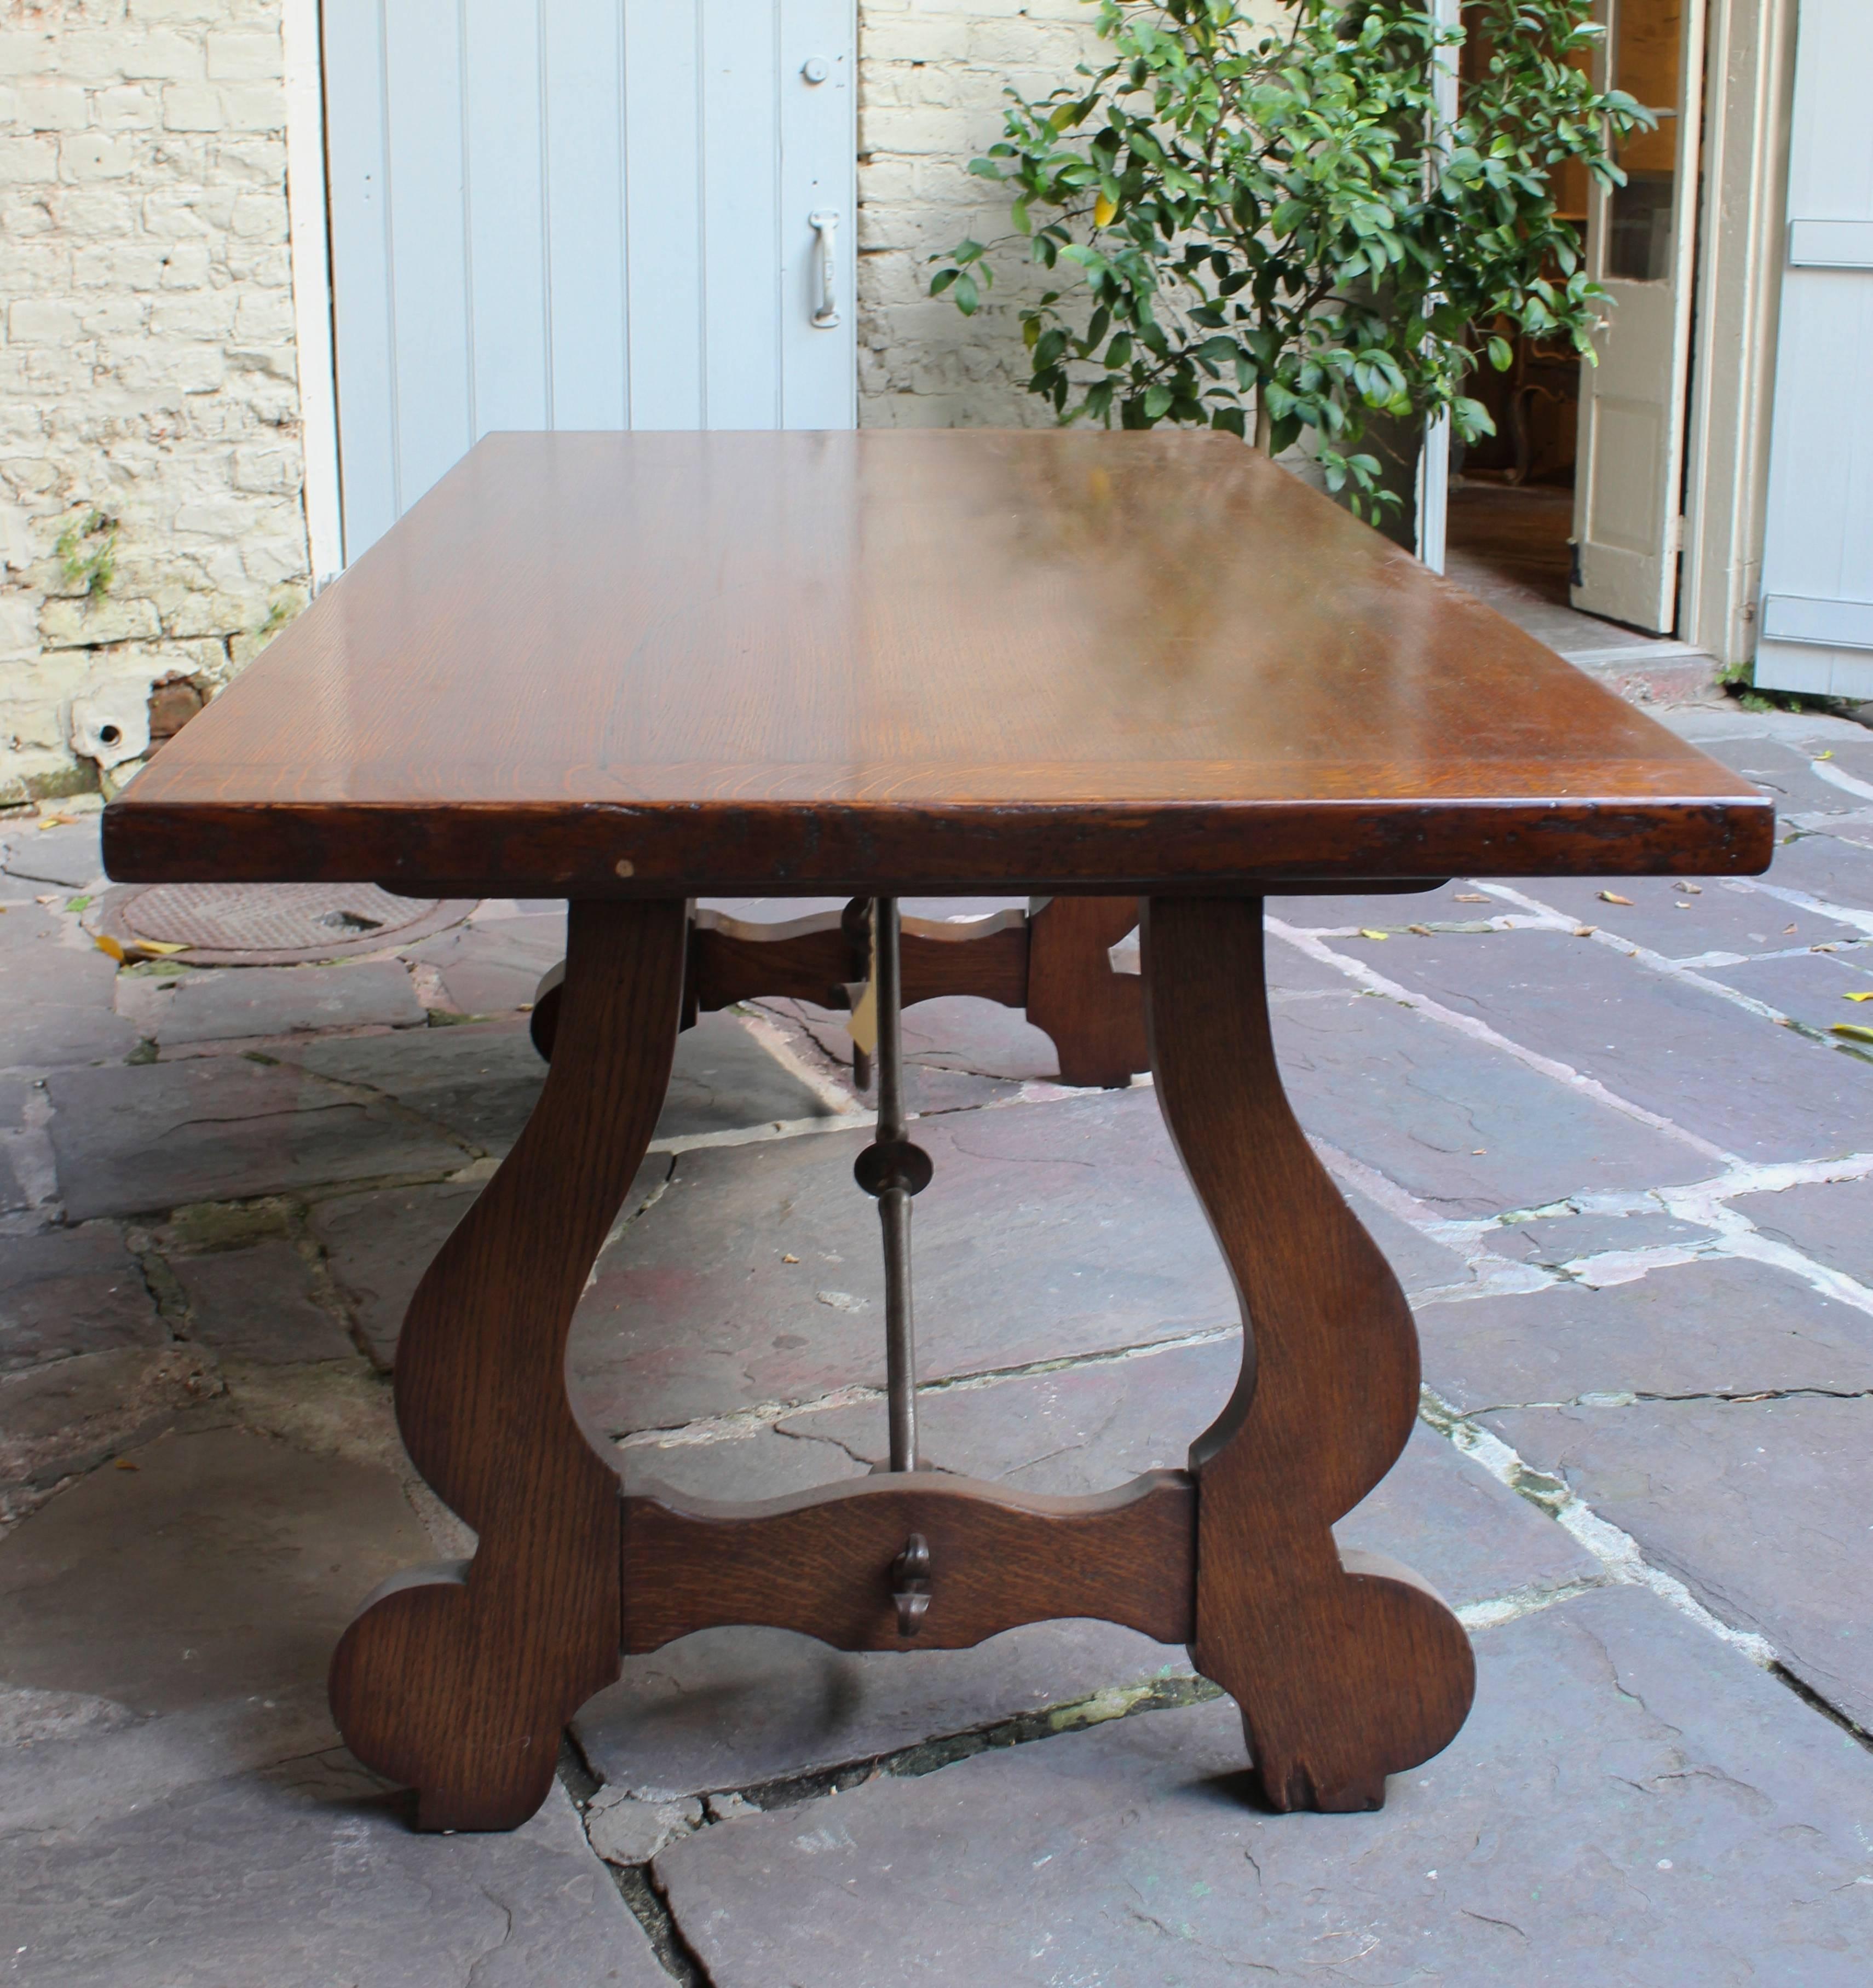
[{"left": 3, "top": 696, "right": 1873, "bottom": 1984}]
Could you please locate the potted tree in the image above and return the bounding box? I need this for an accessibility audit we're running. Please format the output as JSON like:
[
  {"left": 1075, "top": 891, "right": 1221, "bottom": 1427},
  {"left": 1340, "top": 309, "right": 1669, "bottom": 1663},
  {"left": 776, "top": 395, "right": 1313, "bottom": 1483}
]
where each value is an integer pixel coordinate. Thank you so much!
[{"left": 931, "top": 0, "right": 1649, "bottom": 521}]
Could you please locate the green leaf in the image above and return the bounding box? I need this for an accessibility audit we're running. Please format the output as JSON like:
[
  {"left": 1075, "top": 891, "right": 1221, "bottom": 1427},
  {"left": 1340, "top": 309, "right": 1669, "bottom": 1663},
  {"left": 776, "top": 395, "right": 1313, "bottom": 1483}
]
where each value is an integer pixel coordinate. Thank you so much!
[
  {"left": 954, "top": 273, "right": 979, "bottom": 316},
  {"left": 930, "top": 269, "right": 959, "bottom": 297},
  {"left": 1143, "top": 383, "right": 1174, "bottom": 419}
]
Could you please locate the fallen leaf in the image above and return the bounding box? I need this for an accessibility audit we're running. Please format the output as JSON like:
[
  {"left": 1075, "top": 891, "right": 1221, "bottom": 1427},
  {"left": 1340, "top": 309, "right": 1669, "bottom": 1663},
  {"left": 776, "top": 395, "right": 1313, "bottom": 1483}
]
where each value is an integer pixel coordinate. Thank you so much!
[
  {"left": 94, "top": 934, "right": 190, "bottom": 965},
  {"left": 1674, "top": 881, "right": 1703, "bottom": 894},
  {"left": 1817, "top": 750, "right": 1834, "bottom": 760},
  {"left": 782, "top": 1254, "right": 800, "bottom": 1264},
  {"left": 37, "top": 813, "right": 75, "bottom": 829},
  {"left": 1408, "top": 924, "right": 1432, "bottom": 936},
  {"left": 1598, "top": 891, "right": 1633, "bottom": 905},
  {"left": 1833, "top": 1023, "right": 1873, "bottom": 1044},
  {"left": 1455, "top": 892, "right": 1488, "bottom": 903},
  {"left": 1846, "top": 993, "right": 1873, "bottom": 1003},
  {"left": 35, "top": 893, "right": 57, "bottom": 906},
  {"left": 1574, "top": 926, "right": 1596, "bottom": 937},
  {"left": 1471, "top": 1148, "right": 1486, "bottom": 1156},
  {"left": 1784, "top": 924, "right": 1798, "bottom": 934},
  {"left": 113, "top": 1458, "right": 139, "bottom": 1471},
  {"left": 1358, "top": 927, "right": 1388, "bottom": 941},
  {"left": 1813, "top": 943, "right": 1842, "bottom": 953},
  {"left": 66, "top": 894, "right": 90, "bottom": 913},
  {"left": 1675, "top": 901, "right": 1692, "bottom": 909}
]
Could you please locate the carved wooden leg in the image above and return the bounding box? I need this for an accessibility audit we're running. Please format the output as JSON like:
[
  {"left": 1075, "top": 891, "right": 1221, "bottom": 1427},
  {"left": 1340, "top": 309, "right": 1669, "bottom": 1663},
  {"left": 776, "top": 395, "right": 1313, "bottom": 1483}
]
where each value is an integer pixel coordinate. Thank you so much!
[
  {"left": 1027, "top": 895, "right": 1148, "bottom": 1087},
  {"left": 1145, "top": 896, "right": 1474, "bottom": 1812},
  {"left": 330, "top": 898, "right": 688, "bottom": 1829}
]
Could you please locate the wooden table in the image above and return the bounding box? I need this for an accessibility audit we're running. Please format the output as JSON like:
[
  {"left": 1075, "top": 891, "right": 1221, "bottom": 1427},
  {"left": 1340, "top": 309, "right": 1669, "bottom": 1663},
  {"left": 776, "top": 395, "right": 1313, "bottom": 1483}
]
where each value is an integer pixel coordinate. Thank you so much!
[{"left": 104, "top": 431, "right": 1772, "bottom": 1831}]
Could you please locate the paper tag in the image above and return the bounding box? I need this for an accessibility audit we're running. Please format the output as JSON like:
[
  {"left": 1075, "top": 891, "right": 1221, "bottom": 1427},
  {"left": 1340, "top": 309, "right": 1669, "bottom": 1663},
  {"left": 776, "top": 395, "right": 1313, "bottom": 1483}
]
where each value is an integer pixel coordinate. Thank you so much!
[{"left": 846, "top": 917, "right": 879, "bottom": 1057}]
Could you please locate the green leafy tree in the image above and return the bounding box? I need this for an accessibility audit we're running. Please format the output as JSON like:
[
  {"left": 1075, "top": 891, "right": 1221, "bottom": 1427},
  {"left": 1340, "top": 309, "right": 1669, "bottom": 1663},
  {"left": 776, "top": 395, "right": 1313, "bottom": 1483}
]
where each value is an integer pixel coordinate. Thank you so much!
[{"left": 931, "top": 0, "right": 1651, "bottom": 514}]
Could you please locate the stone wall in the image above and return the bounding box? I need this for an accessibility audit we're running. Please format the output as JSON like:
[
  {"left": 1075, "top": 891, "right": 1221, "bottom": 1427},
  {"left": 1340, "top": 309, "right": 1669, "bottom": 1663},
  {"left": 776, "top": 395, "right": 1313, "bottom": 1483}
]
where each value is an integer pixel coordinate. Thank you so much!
[
  {"left": 0, "top": 0, "right": 309, "bottom": 805},
  {"left": 855, "top": 0, "right": 1106, "bottom": 428}
]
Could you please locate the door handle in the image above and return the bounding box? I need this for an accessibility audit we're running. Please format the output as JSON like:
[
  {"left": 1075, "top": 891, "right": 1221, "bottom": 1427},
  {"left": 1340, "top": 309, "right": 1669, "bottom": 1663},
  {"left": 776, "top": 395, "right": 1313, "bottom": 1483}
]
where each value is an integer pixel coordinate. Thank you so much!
[{"left": 809, "top": 210, "right": 839, "bottom": 329}]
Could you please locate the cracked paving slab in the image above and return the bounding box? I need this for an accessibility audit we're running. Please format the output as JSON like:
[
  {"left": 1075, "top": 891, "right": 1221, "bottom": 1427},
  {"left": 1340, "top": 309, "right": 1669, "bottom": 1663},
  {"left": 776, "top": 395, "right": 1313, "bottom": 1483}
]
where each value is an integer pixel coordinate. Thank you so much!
[
  {"left": 1267, "top": 976, "right": 1711, "bottom": 1215},
  {"left": 0, "top": 903, "right": 138, "bottom": 1072},
  {"left": 1733, "top": 1173, "right": 1873, "bottom": 1287},
  {"left": 0, "top": 1755, "right": 666, "bottom": 1988},
  {"left": 0, "top": 817, "right": 103, "bottom": 892},
  {"left": 288, "top": 1009, "right": 842, "bottom": 1162},
  {"left": 1484, "top": 1393, "right": 1873, "bottom": 1736},
  {"left": 1332, "top": 925, "right": 1873, "bottom": 1163},
  {"left": 1700, "top": 947, "right": 1873, "bottom": 1038},
  {"left": 1766, "top": 831, "right": 1873, "bottom": 918},
  {"left": 777, "top": 1335, "right": 1599, "bottom": 1612},
  {"left": 1417, "top": 1254, "right": 1873, "bottom": 1413},
  {"left": 652, "top": 1585, "right": 1873, "bottom": 1988},
  {"left": 0, "top": 1418, "right": 433, "bottom": 1724},
  {"left": 1, "top": 1222, "right": 163, "bottom": 1372},
  {"left": 113, "top": 958, "right": 428, "bottom": 1046},
  {"left": 313, "top": 1153, "right": 669, "bottom": 1370},
  {"left": 43, "top": 1056, "right": 473, "bottom": 1223},
  {"left": 398, "top": 906, "right": 569, "bottom": 1016},
  {"left": 569, "top": 1086, "right": 1231, "bottom": 1438}
]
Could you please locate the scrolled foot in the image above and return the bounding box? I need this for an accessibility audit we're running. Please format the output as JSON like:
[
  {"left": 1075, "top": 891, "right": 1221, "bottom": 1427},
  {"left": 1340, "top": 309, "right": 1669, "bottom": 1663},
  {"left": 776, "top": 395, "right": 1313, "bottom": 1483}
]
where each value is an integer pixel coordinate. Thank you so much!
[{"left": 331, "top": 1563, "right": 612, "bottom": 1830}]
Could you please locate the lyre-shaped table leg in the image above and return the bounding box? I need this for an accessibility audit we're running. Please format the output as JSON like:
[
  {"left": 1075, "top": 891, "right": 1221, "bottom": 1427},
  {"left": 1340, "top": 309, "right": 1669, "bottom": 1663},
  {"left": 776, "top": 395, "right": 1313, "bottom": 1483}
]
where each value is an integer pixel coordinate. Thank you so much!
[
  {"left": 329, "top": 898, "right": 687, "bottom": 1830},
  {"left": 1145, "top": 897, "right": 1475, "bottom": 1811}
]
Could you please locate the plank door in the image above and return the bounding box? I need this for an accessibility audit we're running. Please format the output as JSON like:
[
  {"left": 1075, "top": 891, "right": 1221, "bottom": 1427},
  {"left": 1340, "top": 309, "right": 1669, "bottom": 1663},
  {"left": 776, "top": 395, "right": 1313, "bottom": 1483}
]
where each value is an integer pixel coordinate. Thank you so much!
[
  {"left": 1753, "top": 0, "right": 1873, "bottom": 699},
  {"left": 322, "top": 0, "right": 856, "bottom": 566},
  {"left": 1569, "top": 0, "right": 1708, "bottom": 633}
]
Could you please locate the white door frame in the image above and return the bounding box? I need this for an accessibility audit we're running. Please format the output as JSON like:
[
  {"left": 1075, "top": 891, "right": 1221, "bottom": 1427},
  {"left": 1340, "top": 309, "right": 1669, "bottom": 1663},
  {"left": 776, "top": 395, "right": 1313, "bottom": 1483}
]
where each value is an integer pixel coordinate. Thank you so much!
[
  {"left": 282, "top": 0, "right": 344, "bottom": 589},
  {"left": 1679, "top": 0, "right": 1799, "bottom": 667}
]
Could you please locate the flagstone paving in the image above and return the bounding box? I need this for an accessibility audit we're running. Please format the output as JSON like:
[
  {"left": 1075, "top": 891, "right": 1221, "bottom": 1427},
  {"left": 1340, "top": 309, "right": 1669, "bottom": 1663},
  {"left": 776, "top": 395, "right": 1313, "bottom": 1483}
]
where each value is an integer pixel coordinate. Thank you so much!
[{"left": 2, "top": 695, "right": 1872, "bottom": 1984}]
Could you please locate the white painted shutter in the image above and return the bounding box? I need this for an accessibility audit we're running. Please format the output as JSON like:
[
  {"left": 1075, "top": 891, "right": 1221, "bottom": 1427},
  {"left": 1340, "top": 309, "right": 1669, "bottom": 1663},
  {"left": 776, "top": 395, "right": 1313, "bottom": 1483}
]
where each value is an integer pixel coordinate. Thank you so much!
[
  {"left": 322, "top": 0, "right": 856, "bottom": 566},
  {"left": 1753, "top": 0, "right": 1873, "bottom": 698},
  {"left": 1569, "top": 0, "right": 1708, "bottom": 635}
]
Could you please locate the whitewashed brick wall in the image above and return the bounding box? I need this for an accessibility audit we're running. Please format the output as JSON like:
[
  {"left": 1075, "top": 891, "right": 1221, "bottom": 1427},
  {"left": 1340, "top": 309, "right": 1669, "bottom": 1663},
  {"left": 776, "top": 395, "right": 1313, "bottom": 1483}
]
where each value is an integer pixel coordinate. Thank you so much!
[
  {"left": 855, "top": 0, "right": 1107, "bottom": 428},
  {"left": 0, "top": 0, "right": 1275, "bottom": 800},
  {"left": 0, "top": 0, "right": 309, "bottom": 805}
]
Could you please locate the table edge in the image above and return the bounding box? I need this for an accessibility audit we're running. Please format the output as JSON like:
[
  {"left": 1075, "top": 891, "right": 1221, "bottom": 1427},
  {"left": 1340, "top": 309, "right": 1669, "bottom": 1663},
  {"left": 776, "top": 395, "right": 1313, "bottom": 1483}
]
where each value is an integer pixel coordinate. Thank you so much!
[{"left": 102, "top": 793, "right": 1777, "bottom": 897}]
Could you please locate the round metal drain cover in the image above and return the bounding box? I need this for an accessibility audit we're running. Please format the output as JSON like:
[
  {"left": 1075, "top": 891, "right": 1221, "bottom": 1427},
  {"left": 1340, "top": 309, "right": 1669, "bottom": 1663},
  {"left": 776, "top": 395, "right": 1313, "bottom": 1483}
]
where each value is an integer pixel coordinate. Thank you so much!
[{"left": 93, "top": 882, "right": 475, "bottom": 966}]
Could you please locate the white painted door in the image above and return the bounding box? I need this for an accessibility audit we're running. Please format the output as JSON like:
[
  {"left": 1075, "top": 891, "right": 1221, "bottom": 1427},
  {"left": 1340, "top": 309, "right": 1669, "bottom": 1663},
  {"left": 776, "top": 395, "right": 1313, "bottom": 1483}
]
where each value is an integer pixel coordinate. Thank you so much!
[
  {"left": 1570, "top": 0, "right": 1707, "bottom": 633},
  {"left": 1753, "top": 0, "right": 1873, "bottom": 699},
  {"left": 322, "top": 0, "right": 856, "bottom": 566}
]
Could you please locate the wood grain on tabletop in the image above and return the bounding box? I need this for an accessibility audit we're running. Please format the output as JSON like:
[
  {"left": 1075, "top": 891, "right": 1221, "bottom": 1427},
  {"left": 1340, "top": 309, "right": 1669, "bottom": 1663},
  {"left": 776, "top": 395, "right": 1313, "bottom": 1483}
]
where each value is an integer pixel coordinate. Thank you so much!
[{"left": 104, "top": 430, "right": 1772, "bottom": 894}]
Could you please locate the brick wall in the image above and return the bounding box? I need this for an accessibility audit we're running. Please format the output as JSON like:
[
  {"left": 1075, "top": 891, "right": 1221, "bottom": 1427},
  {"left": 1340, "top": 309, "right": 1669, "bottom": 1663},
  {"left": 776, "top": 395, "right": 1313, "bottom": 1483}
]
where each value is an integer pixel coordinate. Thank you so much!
[
  {"left": 855, "top": 0, "right": 1106, "bottom": 428},
  {"left": 0, "top": 0, "right": 309, "bottom": 805}
]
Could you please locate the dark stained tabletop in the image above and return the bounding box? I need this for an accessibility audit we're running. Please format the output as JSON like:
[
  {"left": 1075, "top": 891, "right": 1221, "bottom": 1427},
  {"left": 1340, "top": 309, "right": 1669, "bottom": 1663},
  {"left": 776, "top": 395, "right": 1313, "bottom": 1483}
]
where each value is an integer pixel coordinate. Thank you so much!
[{"left": 105, "top": 430, "right": 1771, "bottom": 897}]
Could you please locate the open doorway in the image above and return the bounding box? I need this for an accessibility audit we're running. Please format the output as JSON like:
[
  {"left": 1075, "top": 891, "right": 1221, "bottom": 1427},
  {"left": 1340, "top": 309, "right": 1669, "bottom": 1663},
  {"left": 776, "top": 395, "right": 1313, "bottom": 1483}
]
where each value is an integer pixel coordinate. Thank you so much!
[{"left": 1444, "top": 0, "right": 1703, "bottom": 659}]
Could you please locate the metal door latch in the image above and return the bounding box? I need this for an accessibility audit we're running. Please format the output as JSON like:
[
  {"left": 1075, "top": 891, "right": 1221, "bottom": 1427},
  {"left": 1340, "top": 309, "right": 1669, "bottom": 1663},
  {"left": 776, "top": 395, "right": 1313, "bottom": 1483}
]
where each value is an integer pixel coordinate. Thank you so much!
[{"left": 809, "top": 211, "right": 840, "bottom": 328}]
